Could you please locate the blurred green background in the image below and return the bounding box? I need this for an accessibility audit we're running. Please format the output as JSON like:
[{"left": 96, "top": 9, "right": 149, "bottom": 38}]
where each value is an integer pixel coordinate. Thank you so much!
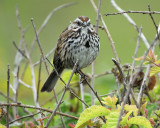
[{"left": 0, "top": 0, "right": 160, "bottom": 108}]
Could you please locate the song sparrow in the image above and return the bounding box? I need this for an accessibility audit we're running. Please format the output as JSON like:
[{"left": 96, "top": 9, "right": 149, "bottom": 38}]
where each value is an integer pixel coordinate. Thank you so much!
[{"left": 41, "top": 16, "right": 100, "bottom": 92}]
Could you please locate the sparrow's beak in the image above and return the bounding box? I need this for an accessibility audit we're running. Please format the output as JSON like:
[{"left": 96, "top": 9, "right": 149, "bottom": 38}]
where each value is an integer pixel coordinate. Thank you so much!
[{"left": 83, "top": 22, "right": 87, "bottom": 27}]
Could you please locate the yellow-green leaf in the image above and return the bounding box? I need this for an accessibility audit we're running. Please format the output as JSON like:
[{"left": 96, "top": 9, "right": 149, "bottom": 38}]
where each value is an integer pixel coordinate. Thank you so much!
[
  {"left": 75, "top": 105, "right": 110, "bottom": 128},
  {"left": 154, "top": 59, "right": 160, "bottom": 64},
  {"left": 0, "top": 108, "right": 2, "bottom": 115},
  {"left": 61, "top": 70, "right": 79, "bottom": 85},
  {"left": 102, "top": 96, "right": 118, "bottom": 109},
  {"left": 120, "top": 111, "right": 132, "bottom": 125},
  {"left": 102, "top": 111, "right": 119, "bottom": 128},
  {"left": 150, "top": 66, "right": 160, "bottom": 76},
  {"left": 0, "top": 124, "right": 6, "bottom": 128},
  {"left": 128, "top": 116, "right": 152, "bottom": 128},
  {"left": 124, "top": 104, "right": 138, "bottom": 116},
  {"left": 141, "top": 102, "right": 147, "bottom": 115}
]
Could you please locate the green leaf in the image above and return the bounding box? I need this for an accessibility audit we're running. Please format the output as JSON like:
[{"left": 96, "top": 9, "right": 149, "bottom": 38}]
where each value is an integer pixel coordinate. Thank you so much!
[
  {"left": 0, "top": 124, "right": 6, "bottom": 128},
  {"left": 102, "top": 111, "right": 119, "bottom": 128},
  {"left": 128, "top": 116, "right": 152, "bottom": 128},
  {"left": 124, "top": 104, "right": 138, "bottom": 116},
  {"left": 146, "top": 103, "right": 157, "bottom": 117},
  {"left": 61, "top": 70, "right": 79, "bottom": 86},
  {"left": 120, "top": 111, "right": 132, "bottom": 125},
  {"left": 102, "top": 96, "right": 118, "bottom": 109},
  {"left": 75, "top": 105, "right": 110, "bottom": 128},
  {"left": 141, "top": 102, "right": 147, "bottom": 115},
  {"left": 9, "top": 122, "right": 25, "bottom": 128},
  {"left": 150, "top": 66, "right": 160, "bottom": 76}
]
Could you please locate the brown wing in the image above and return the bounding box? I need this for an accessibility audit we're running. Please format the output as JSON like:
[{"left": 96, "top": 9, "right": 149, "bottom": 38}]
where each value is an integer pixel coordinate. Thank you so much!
[{"left": 53, "top": 27, "right": 74, "bottom": 70}]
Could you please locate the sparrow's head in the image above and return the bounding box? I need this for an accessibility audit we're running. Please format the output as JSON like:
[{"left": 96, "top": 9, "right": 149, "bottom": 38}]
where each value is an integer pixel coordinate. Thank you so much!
[{"left": 73, "top": 16, "right": 91, "bottom": 27}]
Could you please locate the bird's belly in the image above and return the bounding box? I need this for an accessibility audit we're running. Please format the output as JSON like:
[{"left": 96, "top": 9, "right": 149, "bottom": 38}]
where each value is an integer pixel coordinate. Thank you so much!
[{"left": 65, "top": 45, "right": 98, "bottom": 69}]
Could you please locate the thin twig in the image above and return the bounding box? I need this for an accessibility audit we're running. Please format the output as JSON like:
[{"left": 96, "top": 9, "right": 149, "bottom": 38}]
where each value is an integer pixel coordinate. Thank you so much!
[
  {"left": 0, "top": 89, "right": 37, "bottom": 122},
  {"left": 31, "top": 19, "right": 50, "bottom": 74},
  {"left": 9, "top": 111, "right": 41, "bottom": 125},
  {"left": 6, "top": 65, "right": 10, "bottom": 128},
  {"left": 78, "top": 70, "right": 104, "bottom": 106},
  {"left": 29, "top": 2, "right": 76, "bottom": 56},
  {"left": 137, "top": 65, "right": 150, "bottom": 115},
  {"left": 45, "top": 60, "right": 79, "bottom": 127},
  {"left": 90, "top": 0, "right": 120, "bottom": 62},
  {"left": 21, "top": 2, "right": 76, "bottom": 80},
  {"left": 31, "top": 19, "right": 65, "bottom": 127},
  {"left": 116, "top": 33, "right": 159, "bottom": 128},
  {"left": 13, "top": 7, "right": 26, "bottom": 117},
  {"left": 148, "top": 4, "right": 159, "bottom": 39},
  {"left": 0, "top": 91, "right": 15, "bottom": 102},
  {"left": 129, "top": 26, "right": 142, "bottom": 108},
  {"left": 105, "top": 10, "right": 160, "bottom": 16},
  {"left": 112, "top": 59, "right": 126, "bottom": 85},
  {"left": 93, "top": 25, "right": 104, "bottom": 30},
  {"left": 53, "top": 88, "right": 66, "bottom": 128},
  {"left": 100, "top": 91, "right": 116, "bottom": 97},
  {"left": 116, "top": 78, "right": 122, "bottom": 102},
  {"left": 94, "top": 71, "right": 112, "bottom": 78},
  {"left": 91, "top": 0, "right": 101, "bottom": 106},
  {"left": 95, "top": 0, "right": 101, "bottom": 33},
  {"left": 79, "top": 75, "right": 86, "bottom": 110},
  {"left": 16, "top": 6, "right": 40, "bottom": 109},
  {"left": 0, "top": 103, "right": 78, "bottom": 120},
  {"left": 130, "top": 26, "right": 142, "bottom": 83},
  {"left": 37, "top": 56, "right": 42, "bottom": 103},
  {"left": 18, "top": 79, "right": 32, "bottom": 88},
  {"left": 46, "top": 58, "right": 89, "bottom": 107},
  {"left": 12, "top": 41, "right": 27, "bottom": 59},
  {"left": 33, "top": 48, "right": 55, "bottom": 67},
  {"left": 69, "top": 87, "right": 89, "bottom": 108},
  {"left": 111, "top": 0, "right": 150, "bottom": 49}
]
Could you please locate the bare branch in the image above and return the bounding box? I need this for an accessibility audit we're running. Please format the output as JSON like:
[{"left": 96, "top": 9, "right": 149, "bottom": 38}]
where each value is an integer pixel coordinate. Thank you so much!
[
  {"left": 79, "top": 75, "right": 86, "bottom": 110},
  {"left": 29, "top": 2, "right": 76, "bottom": 55},
  {"left": 78, "top": 70, "right": 104, "bottom": 106},
  {"left": 46, "top": 58, "right": 89, "bottom": 107},
  {"left": 12, "top": 41, "right": 27, "bottom": 59},
  {"left": 6, "top": 65, "right": 10, "bottom": 128},
  {"left": 0, "top": 103, "right": 78, "bottom": 120},
  {"left": 31, "top": 19, "right": 50, "bottom": 74},
  {"left": 116, "top": 32, "right": 159, "bottom": 128},
  {"left": 33, "top": 47, "right": 55, "bottom": 67},
  {"left": 105, "top": 10, "right": 160, "bottom": 16},
  {"left": 137, "top": 65, "right": 150, "bottom": 115},
  {"left": 91, "top": 0, "right": 102, "bottom": 106},
  {"left": 45, "top": 60, "right": 79, "bottom": 127},
  {"left": 90, "top": 0, "right": 120, "bottom": 62},
  {"left": 18, "top": 79, "right": 32, "bottom": 89},
  {"left": 16, "top": 6, "right": 40, "bottom": 108},
  {"left": 37, "top": 56, "right": 42, "bottom": 103},
  {"left": 129, "top": 26, "right": 142, "bottom": 108},
  {"left": 130, "top": 26, "right": 142, "bottom": 82},
  {"left": 0, "top": 91, "right": 15, "bottom": 102},
  {"left": 9, "top": 111, "right": 41, "bottom": 125},
  {"left": 148, "top": 4, "right": 159, "bottom": 39},
  {"left": 31, "top": 18, "right": 66, "bottom": 127},
  {"left": 111, "top": 0, "right": 150, "bottom": 49}
]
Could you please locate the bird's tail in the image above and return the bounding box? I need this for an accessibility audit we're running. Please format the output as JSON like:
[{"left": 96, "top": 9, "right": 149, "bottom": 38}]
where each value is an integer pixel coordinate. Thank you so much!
[{"left": 41, "top": 69, "right": 63, "bottom": 92}]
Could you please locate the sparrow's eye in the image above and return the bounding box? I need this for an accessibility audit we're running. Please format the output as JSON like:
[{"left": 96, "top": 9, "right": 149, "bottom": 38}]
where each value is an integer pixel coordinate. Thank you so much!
[
  {"left": 76, "top": 21, "right": 82, "bottom": 26},
  {"left": 87, "top": 22, "right": 90, "bottom": 26}
]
